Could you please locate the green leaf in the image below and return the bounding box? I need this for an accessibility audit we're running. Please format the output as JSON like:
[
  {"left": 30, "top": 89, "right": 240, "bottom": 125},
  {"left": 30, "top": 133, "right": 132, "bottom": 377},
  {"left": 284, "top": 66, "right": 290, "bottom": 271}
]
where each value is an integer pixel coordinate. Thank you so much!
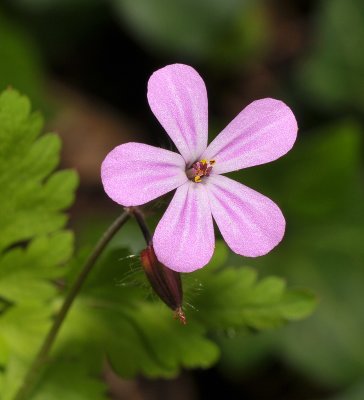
[
  {"left": 222, "top": 123, "right": 364, "bottom": 388},
  {"left": 187, "top": 263, "right": 316, "bottom": 330},
  {"left": 0, "top": 89, "right": 78, "bottom": 399},
  {"left": 30, "top": 360, "right": 107, "bottom": 400},
  {"left": 0, "top": 232, "right": 73, "bottom": 304},
  {"left": 41, "top": 241, "right": 314, "bottom": 393},
  {"left": 51, "top": 247, "right": 220, "bottom": 381},
  {"left": 0, "top": 89, "right": 78, "bottom": 252}
]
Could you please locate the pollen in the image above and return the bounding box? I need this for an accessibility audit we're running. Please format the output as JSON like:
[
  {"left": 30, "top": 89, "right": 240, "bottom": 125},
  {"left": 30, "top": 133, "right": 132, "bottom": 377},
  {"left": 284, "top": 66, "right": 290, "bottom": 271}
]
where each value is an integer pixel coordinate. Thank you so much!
[{"left": 187, "top": 159, "right": 215, "bottom": 183}]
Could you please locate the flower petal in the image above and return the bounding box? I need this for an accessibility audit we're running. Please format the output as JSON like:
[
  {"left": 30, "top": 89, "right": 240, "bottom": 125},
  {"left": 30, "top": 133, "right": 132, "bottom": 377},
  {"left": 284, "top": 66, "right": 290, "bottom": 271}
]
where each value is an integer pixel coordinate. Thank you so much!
[
  {"left": 207, "top": 175, "right": 285, "bottom": 257},
  {"left": 202, "top": 98, "right": 298, "bottom": 174},
  {"left": 147, "top": 64, "right": 208, "bottom": 164},
  {"left": 153, "top": 181, "right": 214, "bottom": 272},
  {"left": 101, "top": 142, "right": 187, "bottom": 206}
]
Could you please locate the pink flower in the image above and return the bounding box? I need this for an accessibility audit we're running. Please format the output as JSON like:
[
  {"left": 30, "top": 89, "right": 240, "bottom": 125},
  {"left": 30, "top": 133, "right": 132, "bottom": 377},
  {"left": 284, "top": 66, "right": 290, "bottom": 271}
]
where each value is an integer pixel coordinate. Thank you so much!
[{"left": 101, "top": 64, "right": 298, "bottom": 273}]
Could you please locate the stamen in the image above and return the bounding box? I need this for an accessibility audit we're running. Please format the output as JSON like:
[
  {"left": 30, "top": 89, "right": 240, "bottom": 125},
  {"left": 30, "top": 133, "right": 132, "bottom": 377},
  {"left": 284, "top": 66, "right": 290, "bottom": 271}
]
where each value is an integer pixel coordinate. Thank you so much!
[{"left": 187, "top": 159, "right": 216, "bottom": 183}]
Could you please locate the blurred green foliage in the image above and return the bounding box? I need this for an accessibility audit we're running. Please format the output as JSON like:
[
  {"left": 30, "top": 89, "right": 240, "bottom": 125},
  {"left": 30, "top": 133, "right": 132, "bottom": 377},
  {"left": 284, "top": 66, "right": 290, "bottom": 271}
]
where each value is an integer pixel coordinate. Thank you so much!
[
  {"left": 331, "top": 381, "right": 364, "bottom": 400},
  {"left": 113, "top": 0, "right": 267, "bottom": 64},
  {"left": 0, "top": 13, "right": 44, "bottom": 109},
  {"left": 220, "top": 122, "right": 364, "bottom": 394},
  {"left": 297, "top": 0, "right": 364, "bottom": 113}
]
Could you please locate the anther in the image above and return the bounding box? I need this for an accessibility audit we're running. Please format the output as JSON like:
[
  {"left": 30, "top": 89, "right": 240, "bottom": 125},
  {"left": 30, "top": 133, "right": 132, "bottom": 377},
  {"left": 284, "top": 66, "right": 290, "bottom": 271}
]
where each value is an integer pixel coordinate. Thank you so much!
[{"left": 187, "top": 159, "right": 215, "bottom": 183}]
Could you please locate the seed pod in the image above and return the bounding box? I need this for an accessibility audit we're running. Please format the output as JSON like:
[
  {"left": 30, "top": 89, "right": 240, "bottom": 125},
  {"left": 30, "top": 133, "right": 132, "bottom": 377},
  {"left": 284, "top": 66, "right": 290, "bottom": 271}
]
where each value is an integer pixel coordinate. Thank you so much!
[{"left": 140, "top": 244, "right": 186, "bottom": 324}]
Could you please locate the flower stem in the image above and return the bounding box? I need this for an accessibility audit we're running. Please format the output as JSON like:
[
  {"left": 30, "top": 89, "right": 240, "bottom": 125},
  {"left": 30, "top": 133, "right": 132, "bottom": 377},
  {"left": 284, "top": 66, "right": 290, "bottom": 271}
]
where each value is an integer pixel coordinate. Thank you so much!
[
  {"left": 14, "top": 210, "right": 131, "bottom": 400},
  {"left": 128, "top": 206, "right": 152, "bottom": 244}
]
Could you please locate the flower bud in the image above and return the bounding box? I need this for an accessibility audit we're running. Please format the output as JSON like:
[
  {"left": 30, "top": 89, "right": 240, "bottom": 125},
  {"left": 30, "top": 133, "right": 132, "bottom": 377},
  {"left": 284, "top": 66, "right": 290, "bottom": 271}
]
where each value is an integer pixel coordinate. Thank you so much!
[{"left": 140, "top": 244, "right": 186, "bottom": 324}]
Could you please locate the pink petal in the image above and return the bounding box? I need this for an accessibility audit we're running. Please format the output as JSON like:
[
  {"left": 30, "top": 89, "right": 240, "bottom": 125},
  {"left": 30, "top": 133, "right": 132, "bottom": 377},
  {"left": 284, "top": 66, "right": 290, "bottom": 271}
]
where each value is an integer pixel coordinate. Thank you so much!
[
  {"left": 153, "top": 181, "right": 214, "bottom": 272},
  {"left": 101, "top": 142, "right": 187, "bottom": 206},
  {"left": 147, "top": 64, "right": 208, "bottom": 165},
  {"left": 207, "top": 175, "right": 285, "bottom": 257},
  {"left": 202, "top": 98, "right": 298, "bottom": 174}
]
